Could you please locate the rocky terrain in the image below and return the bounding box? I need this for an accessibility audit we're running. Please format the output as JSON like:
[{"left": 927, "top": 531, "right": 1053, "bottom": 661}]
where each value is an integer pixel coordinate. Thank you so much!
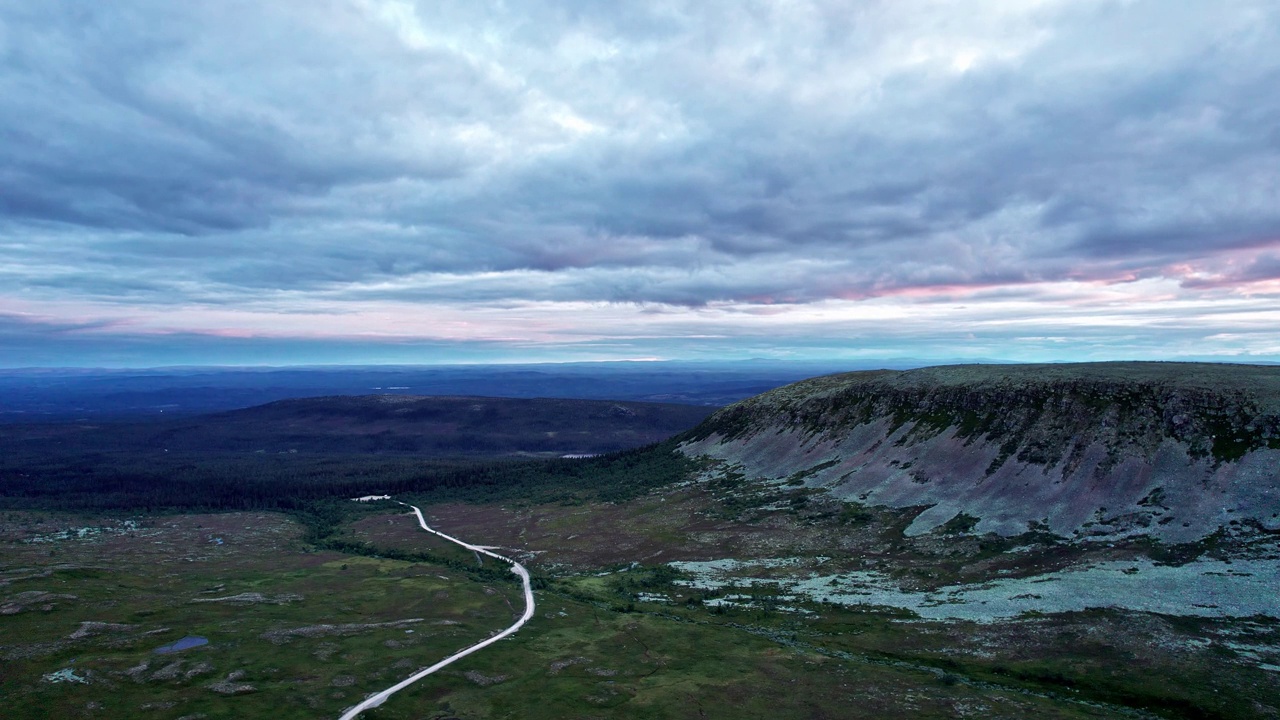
[{"left": 680, "top": 362, "right": 1280, "bottom": 543}]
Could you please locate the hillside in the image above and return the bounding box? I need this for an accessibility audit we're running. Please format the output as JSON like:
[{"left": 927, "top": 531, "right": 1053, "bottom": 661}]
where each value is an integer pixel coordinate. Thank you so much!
[
  {"left": 7, "top": 395, "right": 715, "bottom": 457},
  {"left": 679, "top": 362, "right": 1280, "bottom": 543}
]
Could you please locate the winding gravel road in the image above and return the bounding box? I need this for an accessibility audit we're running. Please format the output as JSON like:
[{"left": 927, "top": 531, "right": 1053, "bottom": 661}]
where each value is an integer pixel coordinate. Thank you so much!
[{"left": 338, "top": 501, "right": 535, "bottom": 720}]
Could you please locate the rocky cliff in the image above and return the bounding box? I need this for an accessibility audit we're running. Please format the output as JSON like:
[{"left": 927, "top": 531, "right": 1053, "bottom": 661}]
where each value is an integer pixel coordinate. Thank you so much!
[{"left": 679, "top": 362, "right": 1280, "bottom": 543}]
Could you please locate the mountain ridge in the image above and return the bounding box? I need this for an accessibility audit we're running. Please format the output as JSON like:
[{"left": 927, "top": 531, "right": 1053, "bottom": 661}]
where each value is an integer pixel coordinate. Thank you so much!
[{"left": 679, "top": 362, "right": 1280, "bottom": 543}]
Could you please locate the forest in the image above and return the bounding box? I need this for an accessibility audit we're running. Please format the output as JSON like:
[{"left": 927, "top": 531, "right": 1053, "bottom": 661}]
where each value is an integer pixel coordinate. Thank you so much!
[{"left": 0, "top": 436, "right": 696, "bottom": 515}]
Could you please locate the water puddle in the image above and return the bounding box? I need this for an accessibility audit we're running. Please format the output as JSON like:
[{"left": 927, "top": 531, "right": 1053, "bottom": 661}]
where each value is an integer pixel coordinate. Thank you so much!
[{"left": 154, "top": 635, "right": 209, "bottom": 654}]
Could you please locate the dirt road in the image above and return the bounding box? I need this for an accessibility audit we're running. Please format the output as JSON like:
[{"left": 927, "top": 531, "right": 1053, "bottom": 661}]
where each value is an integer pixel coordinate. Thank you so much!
[{"left": 338, "top": 501, "right": 535, "bottom": 719}]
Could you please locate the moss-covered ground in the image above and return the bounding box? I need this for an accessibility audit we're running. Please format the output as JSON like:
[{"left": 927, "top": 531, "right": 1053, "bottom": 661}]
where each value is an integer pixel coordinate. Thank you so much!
[{"left": 3, "top": 500, "right": 1277, "bottom": 719}]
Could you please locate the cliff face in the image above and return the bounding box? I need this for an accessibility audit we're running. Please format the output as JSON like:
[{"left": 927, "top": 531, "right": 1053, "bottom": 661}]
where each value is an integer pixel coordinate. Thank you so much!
[{"left": 679, "top": 363, "right": 1280, "bottom": 542}]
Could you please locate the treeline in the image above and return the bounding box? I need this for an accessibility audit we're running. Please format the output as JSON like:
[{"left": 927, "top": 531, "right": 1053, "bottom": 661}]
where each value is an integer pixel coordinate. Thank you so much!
[{"left": 0, "top": 438, "right": 696, "bottom": 514}]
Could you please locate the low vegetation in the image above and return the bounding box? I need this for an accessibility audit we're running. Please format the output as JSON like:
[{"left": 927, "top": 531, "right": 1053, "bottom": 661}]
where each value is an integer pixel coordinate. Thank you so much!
[
  {"left": 4, "top": 363, "right": 1279, "bottom": 718},
  {"left": 13, "top": 502, "right": 1272, "bottom": 719}
]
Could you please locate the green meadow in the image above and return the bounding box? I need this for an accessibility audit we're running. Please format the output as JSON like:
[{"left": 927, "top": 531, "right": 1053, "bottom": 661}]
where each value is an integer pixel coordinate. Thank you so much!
[{"left": 6, "top": 502, "right": 1274, "bottom": 719}]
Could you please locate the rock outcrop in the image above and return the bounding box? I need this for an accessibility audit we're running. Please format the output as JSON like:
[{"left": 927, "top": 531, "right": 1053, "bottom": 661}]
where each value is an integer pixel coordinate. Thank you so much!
[{"left": 679, "top": 362, "right": 1280, "bottom": 542}]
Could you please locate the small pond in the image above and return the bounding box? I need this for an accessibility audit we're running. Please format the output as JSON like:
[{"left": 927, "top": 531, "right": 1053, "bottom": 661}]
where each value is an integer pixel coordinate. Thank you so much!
[{"left": 154, "top": 635, "right": 209, "bottom": 654}]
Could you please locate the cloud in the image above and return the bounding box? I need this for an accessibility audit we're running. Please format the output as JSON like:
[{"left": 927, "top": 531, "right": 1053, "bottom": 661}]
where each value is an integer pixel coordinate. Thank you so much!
[{"left": 2, "top": 1, "right": 1280, "bottom": 363}]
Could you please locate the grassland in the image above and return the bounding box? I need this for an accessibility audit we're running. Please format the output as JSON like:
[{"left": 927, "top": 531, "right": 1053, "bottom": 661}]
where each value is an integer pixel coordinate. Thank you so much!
[
  {"left": 7, "top": 483, "right": 1277, "bottom": 719},
  {"left": 1, "top": 510, "right": 527, "bottom": 719}
]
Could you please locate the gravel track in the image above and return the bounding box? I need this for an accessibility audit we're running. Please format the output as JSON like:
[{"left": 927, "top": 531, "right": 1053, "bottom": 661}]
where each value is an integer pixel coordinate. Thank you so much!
[{"left": 338, "top": 501, "right": 535, "bottom": 720}]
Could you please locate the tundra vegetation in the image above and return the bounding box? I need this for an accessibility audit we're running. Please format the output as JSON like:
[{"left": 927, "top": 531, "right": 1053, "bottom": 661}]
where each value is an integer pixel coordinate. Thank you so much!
[{"left": 2, "top": 363, "right": 1278, "bottom": 718}]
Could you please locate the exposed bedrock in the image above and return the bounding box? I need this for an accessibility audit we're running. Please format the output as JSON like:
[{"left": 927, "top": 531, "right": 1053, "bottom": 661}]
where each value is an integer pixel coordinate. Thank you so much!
[{"left": 678, "top": 363, "right": 1280, "bottom": 542}]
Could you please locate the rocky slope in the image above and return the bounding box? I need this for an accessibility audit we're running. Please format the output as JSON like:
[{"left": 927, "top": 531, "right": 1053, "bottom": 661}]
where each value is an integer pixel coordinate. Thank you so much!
[{"left": 679, "top": 362, "right": 1280, "bottom": 543}]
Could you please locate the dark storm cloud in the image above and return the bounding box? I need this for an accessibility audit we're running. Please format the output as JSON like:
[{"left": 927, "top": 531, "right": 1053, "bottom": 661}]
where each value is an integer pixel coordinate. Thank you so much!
[{"left": 2, "top": 0, "right": 1280, "bottom": 314}]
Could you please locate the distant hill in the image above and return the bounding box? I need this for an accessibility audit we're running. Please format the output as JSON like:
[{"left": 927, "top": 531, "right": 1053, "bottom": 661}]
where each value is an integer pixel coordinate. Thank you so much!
[
  {"left": 0, "top": 361, "right": 862, "bottom": 419},
  {"left": 8, "top": 395, "right": 715, "bottom": 457},
  {"left": 680, "top": 362, "right": 1280, "bottom": 543}
]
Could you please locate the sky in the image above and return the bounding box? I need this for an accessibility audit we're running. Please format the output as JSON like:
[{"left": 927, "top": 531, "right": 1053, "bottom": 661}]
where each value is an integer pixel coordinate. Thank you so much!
[{"left": 2, "top": 0, "right": 1280, "bottom": 368}]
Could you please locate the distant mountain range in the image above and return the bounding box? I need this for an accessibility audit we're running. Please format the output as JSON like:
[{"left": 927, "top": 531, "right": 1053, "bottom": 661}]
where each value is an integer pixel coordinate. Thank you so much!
[
  {"left": 3, "top": 395, "right": 715, "bottom": 457},
  {"left": 0, "top": 361, "right": 882, "bottom": 419}
]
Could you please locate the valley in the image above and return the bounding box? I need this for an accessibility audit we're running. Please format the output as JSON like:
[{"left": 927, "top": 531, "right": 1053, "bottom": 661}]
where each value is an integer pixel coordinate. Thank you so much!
[{"left": 2, "top": 362, "right": 1279, "bottom": 718}]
